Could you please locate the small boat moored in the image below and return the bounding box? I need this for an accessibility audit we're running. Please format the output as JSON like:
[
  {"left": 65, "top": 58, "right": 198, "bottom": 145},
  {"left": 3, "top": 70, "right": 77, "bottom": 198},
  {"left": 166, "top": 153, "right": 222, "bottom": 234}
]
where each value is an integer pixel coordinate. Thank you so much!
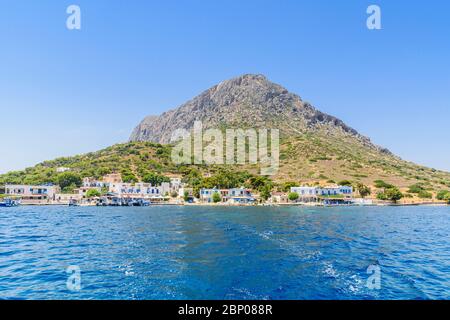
[
  {"left": 68, "top": 199, "right": 80, "bottom": 206},
  {"left": 0, "top": 198, "right": 21, "bottom": 207}
]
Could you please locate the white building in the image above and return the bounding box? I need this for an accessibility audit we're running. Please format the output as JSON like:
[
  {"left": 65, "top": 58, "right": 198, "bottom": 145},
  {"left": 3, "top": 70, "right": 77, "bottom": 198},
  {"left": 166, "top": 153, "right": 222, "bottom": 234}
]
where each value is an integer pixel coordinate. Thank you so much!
[
  {"left": 108, "top": 182, "right": 169, "bottom": 199},
  {"left": 82, "top": 177, "right": 107, "bottom": 188},
  {"left": 200, "top": 188, "right": 221, "bottom": 203},
  {"left": 317, "top": 185, "right": 353, "bottom": 196},
  {"left": 291, "top": 186, "right": 319, "bottom": 197},
  {"left": 226, "top": 188, "right": 255, "bottom": 204},
  {"left": 200, "top": 187, "right": 254, "bottom": 204},
  {"left": 169, "top": 177, "right": 182, "bottom": 187},
  {"left": 4, "top": 184, "right": 60, "bottom": 201},
  {"left": 291, "top": 185, "right": 353, "bottom": 198}
]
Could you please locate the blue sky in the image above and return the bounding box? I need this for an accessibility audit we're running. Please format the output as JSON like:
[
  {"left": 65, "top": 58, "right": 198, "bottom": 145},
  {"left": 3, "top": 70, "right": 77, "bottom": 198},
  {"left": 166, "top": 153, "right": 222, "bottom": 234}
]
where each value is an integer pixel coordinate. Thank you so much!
[{"left": 0, "top": 0, "right": 449, "bottom": 173}]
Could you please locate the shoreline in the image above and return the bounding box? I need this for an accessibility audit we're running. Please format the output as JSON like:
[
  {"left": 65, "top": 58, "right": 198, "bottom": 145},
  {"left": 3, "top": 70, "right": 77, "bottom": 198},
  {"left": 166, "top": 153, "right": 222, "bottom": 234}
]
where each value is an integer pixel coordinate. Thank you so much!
[{"left": 10, "top": 201, "right": 449, "bottom": 208}]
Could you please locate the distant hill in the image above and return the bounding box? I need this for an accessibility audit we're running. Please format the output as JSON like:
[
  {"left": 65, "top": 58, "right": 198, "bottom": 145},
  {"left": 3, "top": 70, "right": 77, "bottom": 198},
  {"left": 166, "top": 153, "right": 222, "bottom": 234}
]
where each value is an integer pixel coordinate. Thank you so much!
[{"left": 1, "top": 74, "right": 450, "bottom": 198}]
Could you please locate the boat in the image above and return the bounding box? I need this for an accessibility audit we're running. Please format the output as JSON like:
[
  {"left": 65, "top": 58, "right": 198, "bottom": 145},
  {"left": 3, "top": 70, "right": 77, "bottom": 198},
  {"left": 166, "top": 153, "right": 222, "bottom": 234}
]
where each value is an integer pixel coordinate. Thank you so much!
[
  {"left": 68, "top": 199, "right": 80, "bottom": 206},
  {"left": 0, "top": 198, "right": 20, "bottom": 207}
]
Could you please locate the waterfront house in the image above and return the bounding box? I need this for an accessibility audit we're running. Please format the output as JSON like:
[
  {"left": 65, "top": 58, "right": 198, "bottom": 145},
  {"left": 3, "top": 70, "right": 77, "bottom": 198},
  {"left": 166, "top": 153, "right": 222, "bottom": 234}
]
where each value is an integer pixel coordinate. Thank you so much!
[
  {"left": 200, "top": 188, "right": 221, "bottom": 203},
  {"left": 4, "top": 184, "right": 60, "bottom": 204},
  {"left": 269, "top": 192, "right": 288, "bottom": 204},
  {"left": 75, "top": 186, "right": 102, "bottom": 197},
  {"left": 291, "top": 185, "right": 353, "bottom": 197},
  {"left": 71, "top": 177, "right": 106, "bottom": 198},
  {"left": 317, "top": 185, "right": 353, "bottom": 196},
  {"left": 178, "top": 187, "right": 194, "bottom": 202},
  {"left": 291, "top": 186, "right": 319, "bottom": 196},
  {"left": 291, "top": 185, "right": 353, "bottom": 203},
  {"left": 290, "top": 186, "right": 319, "bottom": 203},
  {"left": 54, "top": 193, "right": 82, "bottom": 205},
  {"left": 166, "top": 174, "right": 182, "bottom": 188},
  {"left": 108, "top": 182, "right": 169, "bottom": 201},
  {"left": 225, "top": 188, "right": 255, "bottom": 204},
  {"left": 200, "top": 187, "right": 255, "bottom": 204}
]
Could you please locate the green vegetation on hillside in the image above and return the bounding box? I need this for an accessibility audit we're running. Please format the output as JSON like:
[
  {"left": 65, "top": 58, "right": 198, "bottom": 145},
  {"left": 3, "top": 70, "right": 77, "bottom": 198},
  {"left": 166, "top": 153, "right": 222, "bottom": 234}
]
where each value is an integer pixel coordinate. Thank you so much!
[
  {"left": 0, "top": 142, "right": 174, "bottom": 186},
  {"left": 1, "top": 138, "right": 449, "bottom": 200}
]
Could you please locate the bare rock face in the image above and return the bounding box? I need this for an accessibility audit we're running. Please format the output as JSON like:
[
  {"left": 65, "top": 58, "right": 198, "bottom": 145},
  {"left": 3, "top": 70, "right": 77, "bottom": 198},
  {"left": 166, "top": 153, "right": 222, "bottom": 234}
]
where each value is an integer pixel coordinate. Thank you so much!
[{"left": 130, "top": 74, "right": 388, "bottom": 153}]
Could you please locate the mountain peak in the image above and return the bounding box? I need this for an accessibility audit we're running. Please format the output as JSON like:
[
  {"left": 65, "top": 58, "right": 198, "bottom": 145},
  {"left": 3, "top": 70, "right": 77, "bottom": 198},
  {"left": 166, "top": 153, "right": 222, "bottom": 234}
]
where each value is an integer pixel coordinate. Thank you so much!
[
  {"left": 129, "top": 74, "right": 389, "bottom": 155},
  {"left": 225, "top": 73, "right": 268, "bottom": 83}
]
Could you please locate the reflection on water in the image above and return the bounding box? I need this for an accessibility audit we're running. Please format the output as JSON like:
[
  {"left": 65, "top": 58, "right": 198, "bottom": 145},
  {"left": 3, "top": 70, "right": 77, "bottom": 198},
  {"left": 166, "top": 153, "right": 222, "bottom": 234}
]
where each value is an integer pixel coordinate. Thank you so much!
[{"left": 0, "top": 205, "right": 449, "bottom": 299}]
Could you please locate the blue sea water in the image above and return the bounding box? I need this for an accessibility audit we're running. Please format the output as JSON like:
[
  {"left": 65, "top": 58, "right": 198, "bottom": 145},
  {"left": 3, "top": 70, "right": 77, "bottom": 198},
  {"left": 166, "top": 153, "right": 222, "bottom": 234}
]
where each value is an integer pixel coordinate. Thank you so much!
[{"left": 0, "top": 205, "right": 449, "bottom": 300}]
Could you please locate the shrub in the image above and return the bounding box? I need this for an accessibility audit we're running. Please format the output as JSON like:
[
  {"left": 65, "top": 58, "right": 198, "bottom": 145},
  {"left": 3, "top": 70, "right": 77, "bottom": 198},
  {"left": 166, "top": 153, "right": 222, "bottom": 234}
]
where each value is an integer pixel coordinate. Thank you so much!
[
  {"left": 212, "top": 192, "right": 222, "bottom": 203},
  {"left": 417, "top": 190, "right": 432, "bottom": 199},
  {"left": 403, "top": 193, "right": 413, "bottom": 198},
  {"left": 86, "top": 189, "right": 101, "bottom": 198},
  {"left": 436, "top": 190, "right": 450, "bottom": 201},
  {"left": 408, "top": 184, "right": 425, "bottom": 194},
  {"left": 356, "top": 183, "right": 371, "bottom": 198},
  {"left": 338, "top": 180, "right": 353, "bottom": 187},
  {"left": 374, "top": 180, "right": 394, "bottom": 189},
  {"left": 288, "top": 192, "right": 299, "bottom": 202}
]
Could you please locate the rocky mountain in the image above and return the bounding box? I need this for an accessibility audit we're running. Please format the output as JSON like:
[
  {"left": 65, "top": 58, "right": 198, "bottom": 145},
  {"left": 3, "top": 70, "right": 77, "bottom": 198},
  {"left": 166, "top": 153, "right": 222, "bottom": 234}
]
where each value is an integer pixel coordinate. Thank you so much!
[{"left": 130, "top": 74, "right": 389, "bottom": 154}]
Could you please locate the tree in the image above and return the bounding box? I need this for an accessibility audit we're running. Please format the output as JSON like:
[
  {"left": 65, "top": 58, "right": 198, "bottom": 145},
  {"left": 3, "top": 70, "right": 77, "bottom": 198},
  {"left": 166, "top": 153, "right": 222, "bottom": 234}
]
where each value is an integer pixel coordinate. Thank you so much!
[
  {"left": 122, "top": 173, "right": 138, "bottom": 183},
  {"left": 259, "top": 185, "right": 272, "bottom": 201},
  {"left": 121, "top": 168, "right": 138, "bottom": 183},
  {"left": 142, "top": 172, "right": 170, "bottom": 185},
  {"left": 57, "top": 172, "right": 82, "bottom": 190},
  {"left": 374, "top": 180, "right": 395, "bottom": 189},
  {"left": 288, "top": 192, "right": 299, "bottom": 202},
  {"left": 97, "top": 167, "right": 112, "bottom": 177},
  {"left": 171, "top": 191, "right": 178, "bottom": 198},
  {"left": 281, "top": 181, "right": 298, "bottom": 192},
  {"left": 86, "top": 189, "right": 101, "bottom": 198},
  {"left": 212, "top": 192, "right": 222, "bottom": 203},
  {"left": 384, "top": 187, "right": 403, "bottom": 202},
  {"left": 436, "top": 190, "right": 450, "bottom": 202},
  {"left": 183, "top": 191, "right": 190, "bottom": 202},
  {"left": 357, "top": 183, "right": 371, "bottom": 198},
  {"left": 248, "top": 175, "right": 272, "bottom": 191}
]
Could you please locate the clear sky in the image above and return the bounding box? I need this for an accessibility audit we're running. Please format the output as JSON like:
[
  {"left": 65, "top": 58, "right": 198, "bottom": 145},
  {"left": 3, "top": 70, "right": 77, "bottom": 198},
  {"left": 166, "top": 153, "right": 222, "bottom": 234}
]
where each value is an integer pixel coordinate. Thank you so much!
[{"left": 0, "top": 0, "right": 449, "bottom": 173}]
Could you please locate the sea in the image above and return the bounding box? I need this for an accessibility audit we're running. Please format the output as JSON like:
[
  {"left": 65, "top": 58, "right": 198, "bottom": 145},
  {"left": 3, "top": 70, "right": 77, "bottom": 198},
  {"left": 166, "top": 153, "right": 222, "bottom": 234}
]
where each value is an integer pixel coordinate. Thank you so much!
[{"left": 0, "top": 205, "right": 448, "bottom": 299}]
